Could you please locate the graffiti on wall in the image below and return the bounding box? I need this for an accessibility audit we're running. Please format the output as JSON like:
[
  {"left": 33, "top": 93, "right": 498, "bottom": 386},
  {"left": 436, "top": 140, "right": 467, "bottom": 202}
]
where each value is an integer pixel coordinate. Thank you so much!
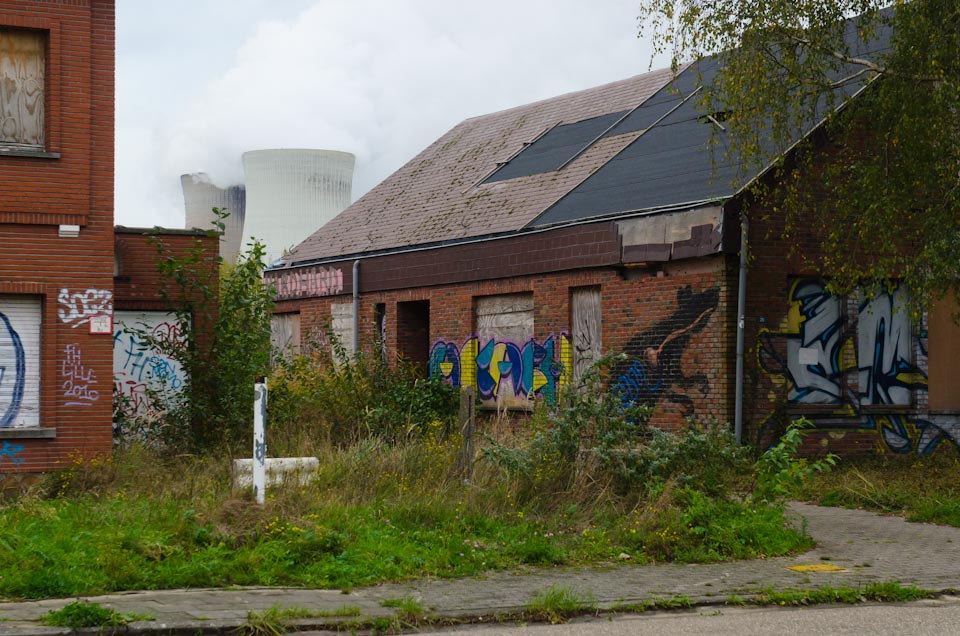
[
  {"left": 273, "top": 266, "right": 343, "bottom": 300},
  {"left": 58, "top": 288, "right": 113, "bottom": 328},
  {"left": 0, "top": 311, "right": 26, "bottom": 427},
  {"left": 61, "top": 344, "right": 99, "bottom": 407},
  {"left": 113, "top": 313, "right": 187, "bottom": 418},
  {"left": 758, "top": 279, "right": 942, "bottom": 454},
  {"left": 0, "top": 440, "right": 24, "bottom": 465},
  {"left": 758, "top": 279, "right": 848, "bottom": 405},
  {"left": 611, "top": 286, "right": 719, "bottom": 416},
  {"left": 430, "top": 334, "right": 573, "bottom": 405}
]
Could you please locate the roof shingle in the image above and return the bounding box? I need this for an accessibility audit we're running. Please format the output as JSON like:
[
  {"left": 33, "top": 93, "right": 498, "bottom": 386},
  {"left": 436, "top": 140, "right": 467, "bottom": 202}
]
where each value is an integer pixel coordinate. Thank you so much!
[{"left": 279, "top": 68, "right": 675, "bottom": 266}]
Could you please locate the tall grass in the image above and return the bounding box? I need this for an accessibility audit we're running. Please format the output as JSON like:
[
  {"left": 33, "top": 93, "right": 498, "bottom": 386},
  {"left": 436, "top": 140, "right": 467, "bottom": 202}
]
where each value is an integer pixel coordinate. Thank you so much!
[
  {"left": 798, "top": 451, "right": 960, "bottom": 526},
  {"left": 0, "top": 353, "right": 812, "bottom": 600}
]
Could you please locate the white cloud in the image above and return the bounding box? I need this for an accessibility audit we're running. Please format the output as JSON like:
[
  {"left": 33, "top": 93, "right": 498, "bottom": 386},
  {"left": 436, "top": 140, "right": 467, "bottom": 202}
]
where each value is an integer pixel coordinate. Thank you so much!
[{"left": 116, "top": 0, "right": 664, "bottom": 227}]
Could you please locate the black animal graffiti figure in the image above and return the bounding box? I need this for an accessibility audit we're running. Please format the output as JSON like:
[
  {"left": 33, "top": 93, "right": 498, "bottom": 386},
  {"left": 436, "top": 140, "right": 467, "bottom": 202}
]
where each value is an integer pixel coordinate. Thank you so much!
[{"left": 611, "top": 286, "right": 719, "bottom": 417}]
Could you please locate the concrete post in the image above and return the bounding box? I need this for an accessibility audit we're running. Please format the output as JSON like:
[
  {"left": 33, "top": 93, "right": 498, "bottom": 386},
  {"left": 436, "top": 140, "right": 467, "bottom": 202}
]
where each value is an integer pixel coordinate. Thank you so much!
[{"left": 253, "top": 377, "right": 267, "bottom": 504}]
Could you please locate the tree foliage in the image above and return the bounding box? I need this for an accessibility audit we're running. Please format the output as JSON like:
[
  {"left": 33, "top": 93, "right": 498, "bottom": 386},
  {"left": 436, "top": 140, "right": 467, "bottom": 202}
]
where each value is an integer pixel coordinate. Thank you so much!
[
  {"left": 126, "top": 211, "right": 274, "bottom": 452},
  {"left": 639, "top": 0, "right": 960, "bottom": 307}
]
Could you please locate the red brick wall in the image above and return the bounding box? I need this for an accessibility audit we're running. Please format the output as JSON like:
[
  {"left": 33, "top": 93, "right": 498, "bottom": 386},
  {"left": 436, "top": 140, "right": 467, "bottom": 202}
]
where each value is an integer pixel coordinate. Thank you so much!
[
  {"left": 0, "top": 0, "right": 115, "bottom": 474},
  {"left": 0, "top": 0, "right": 114, "bottom": 226},
  {"left": 274, "top": 252, "right": 734, "bottom": 432},
  {"left": 114, "top": 228, "right": 221, "bottom": 353},
  {"left": 742, "top": 172, "right": 937, "bottom": 456}
]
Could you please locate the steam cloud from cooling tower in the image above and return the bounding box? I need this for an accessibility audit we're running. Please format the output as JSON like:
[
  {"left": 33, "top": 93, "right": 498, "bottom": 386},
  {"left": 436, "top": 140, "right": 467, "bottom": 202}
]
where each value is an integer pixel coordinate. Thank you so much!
[
  {"left": 182, "top": 149, "right": 355, "bottom": 265},
  {"left": 181, "top": 173, "right": 246, "bottom": 261}
]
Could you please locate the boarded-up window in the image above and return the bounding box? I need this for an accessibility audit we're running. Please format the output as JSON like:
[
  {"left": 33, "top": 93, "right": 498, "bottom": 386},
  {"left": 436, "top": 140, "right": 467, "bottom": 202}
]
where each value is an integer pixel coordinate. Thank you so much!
[
  {"left": 571, "top": 287, "right": 601, "bottom": 385},
  {"left": 783, "top": 279, "right": 844, "bottom": 405},
  {"left": 0, "top": 29, "right": 45, "bottom": 148},
  {"left": 331, "top": 303, "right": 354, "bottom": 361},
  {"left": 476, "top": 293, "right": 533, "bottom": 345},
  {"left": 475, "top": 293, "right": 534, "bottom": 407},
  {"left": 928, "top": 297, "right": 960, "bottom": 412},
  {"left": 270, "top": 312, "right": 301, "bottom": 361},
  {"left": 857, "top": 286, "right": 912, "bottom": 407},
  {"left": 113, "top": 311, "right": 188, "bottom": 416},
  {"left": 0, "top": 296, "right": 41, "bottom": 428}
]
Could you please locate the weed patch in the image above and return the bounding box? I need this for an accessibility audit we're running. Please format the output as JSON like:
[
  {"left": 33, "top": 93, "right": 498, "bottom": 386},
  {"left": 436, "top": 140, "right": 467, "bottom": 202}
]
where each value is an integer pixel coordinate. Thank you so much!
[
  {"left": 758, "top": 582, "right": 933, "bottom": 606},
  {"left": 41, "top": 601, "right": 151, "bottom": 628},
  {"left": 380, "top": 595, "right": 426, "bottom": 621},
  {"left": 526, "top": 585, "right": 596, "bottom": 623},
  {"left": 798, "top": 453, "right": 960, "bottom": 527}
]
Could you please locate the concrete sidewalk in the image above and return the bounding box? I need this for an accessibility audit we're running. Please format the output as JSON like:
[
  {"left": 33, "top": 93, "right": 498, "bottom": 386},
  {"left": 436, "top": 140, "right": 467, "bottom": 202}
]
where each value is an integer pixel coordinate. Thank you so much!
[{"left": 2, "top": 502, "right": 959, "bottom": 635}]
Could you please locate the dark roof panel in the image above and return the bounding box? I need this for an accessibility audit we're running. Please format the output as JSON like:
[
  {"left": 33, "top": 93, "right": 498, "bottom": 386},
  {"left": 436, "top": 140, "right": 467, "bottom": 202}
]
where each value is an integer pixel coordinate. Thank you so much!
[
  {"left": 278, "top": 12, "right": 893, "bottom": 267},
  {"left": 484, "top": 110, "right": 629, "bottom": 183}
]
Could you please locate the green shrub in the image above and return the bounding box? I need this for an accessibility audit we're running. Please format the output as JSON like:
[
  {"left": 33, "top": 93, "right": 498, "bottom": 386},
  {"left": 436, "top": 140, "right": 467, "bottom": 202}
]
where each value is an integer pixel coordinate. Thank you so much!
[
  {"left": 481, "top": 357, "right": 750, "bottom": 504},
  {"left": 116, "top": 213, "right": 274, "bottom": 452},
  {"left": 42, "top": 601, "right": 148, "bottom": 628},
  {"left": 268, "top": 341, "right": 457, "bottom": 449},
  {"left": 755, "top": 417, "right": 838, "bottom": 502}
]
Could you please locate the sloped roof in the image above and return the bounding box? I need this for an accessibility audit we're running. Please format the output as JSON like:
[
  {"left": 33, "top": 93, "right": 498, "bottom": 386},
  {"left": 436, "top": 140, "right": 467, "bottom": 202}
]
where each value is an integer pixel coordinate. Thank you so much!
[
  {"left": 278, "top": 68, "right": 675, "bottom": 266},
  {"left": 278, "top": 13, "right": 891, "bottom": 269}
]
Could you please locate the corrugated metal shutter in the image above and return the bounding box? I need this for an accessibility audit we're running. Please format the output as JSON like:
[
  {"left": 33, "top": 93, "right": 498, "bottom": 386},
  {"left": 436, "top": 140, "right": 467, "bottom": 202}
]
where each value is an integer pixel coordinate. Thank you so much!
[{"left": 0, "top": 295, "right": 41, "bottom": 429}]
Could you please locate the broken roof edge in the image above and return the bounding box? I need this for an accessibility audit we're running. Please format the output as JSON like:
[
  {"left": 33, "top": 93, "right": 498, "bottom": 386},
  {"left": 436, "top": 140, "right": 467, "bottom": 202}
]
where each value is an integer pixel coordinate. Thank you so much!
[
  {"left": 266, "top": 197, "right": 729, "bottom": 274},
  {"left": 115, "top": 225, "right": 219, "bottom": 236}
]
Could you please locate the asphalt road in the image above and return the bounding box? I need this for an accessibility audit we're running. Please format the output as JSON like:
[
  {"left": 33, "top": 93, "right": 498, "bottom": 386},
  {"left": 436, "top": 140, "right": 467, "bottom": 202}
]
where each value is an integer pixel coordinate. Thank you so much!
[{"left": 384, "top": 597, "right": 960, "bottom": 636}]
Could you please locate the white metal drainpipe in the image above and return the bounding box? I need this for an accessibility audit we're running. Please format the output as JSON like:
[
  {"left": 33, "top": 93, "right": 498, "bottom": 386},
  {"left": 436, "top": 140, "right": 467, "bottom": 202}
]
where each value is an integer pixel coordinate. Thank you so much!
[
  {"left": 352, "top": 260, "right": 360, "bottom": 355},
  {"left": 734, "top": 212, "right": 748, "bottom": 444}
]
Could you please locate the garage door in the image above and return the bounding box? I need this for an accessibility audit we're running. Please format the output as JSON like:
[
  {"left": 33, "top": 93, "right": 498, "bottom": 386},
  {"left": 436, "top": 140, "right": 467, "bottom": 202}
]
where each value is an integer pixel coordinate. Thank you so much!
[{"left": 0, "top": 296, "right": 41, "bottom": 429}]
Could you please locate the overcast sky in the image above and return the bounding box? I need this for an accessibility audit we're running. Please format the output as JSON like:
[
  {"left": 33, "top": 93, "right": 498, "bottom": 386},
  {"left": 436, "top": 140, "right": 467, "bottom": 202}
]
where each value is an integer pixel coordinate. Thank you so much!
[{"left": 115, "top": 0, "right": 668, "bottom": 228}]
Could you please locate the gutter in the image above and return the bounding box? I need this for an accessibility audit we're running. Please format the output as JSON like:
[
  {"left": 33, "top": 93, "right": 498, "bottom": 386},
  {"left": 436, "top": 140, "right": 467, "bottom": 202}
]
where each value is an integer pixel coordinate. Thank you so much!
[
  {"left": 352, "top": 260, "right": 360, "bottom": 356},
  {"left": 734, "top": 212, "right": 748, "bottom": 444},
  {"left": 267, "top": 197, "right": 727, "bottom": 274}
]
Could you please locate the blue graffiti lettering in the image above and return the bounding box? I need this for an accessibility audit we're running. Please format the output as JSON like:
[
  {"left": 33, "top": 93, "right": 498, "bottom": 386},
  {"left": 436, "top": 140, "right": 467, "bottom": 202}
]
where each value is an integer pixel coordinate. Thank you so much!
[
  {"left": 0, "top": 311, "right": 26, "bottom": 428},
  {"left": 0, "top": 440, "right": 24, "bottom": 465}
]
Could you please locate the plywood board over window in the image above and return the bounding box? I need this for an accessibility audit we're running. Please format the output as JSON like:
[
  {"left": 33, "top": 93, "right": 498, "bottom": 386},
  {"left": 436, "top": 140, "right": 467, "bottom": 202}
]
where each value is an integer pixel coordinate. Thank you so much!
[
  {"left": 0, "top": 29, "right": 45, "bottom": 148},
  {"left": 331, "top": 303, "right": 354, "bottom": 362},
  {"left": 928, "top": 297, "right": 960, "bottom": 413},
  {"left": 571, "top": 287, "right": 601, "bottom": 385},
  {"left": 113, "top": 311, "right": 189, "bottom": 416},
  {"left": 270, "top": 313, "right": 301, "bottom": 361},
  {"left": 475, "top": 293, "right": 534, "bottom": 408},
  {"left": 475, "top": 293, "right": 534, "bottom": 345}
]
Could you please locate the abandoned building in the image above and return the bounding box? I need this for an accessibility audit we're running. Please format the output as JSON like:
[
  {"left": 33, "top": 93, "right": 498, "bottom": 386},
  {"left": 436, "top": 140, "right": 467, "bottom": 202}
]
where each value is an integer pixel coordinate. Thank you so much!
[
  {"left": 0, "top": 1, "right": 218, "bottom": 476},
  {"left": 265, "top": 24, "right": 960, "bottom": 456}
]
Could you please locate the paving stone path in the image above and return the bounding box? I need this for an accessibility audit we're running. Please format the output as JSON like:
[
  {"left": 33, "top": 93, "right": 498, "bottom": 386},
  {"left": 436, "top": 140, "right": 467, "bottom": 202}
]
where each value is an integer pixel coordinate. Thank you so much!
[{"left": 2, "top": 502, "right": 959, "bottom": 634}]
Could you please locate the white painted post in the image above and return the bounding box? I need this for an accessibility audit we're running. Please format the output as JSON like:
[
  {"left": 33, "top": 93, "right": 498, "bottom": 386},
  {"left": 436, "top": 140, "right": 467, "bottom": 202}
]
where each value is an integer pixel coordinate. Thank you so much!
[{"left": 253, "top": 377, "right": 267, "bottom": 504}]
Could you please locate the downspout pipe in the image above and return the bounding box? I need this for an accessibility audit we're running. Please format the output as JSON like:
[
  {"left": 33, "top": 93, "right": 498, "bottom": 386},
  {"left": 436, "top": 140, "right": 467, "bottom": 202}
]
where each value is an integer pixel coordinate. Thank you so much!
[
  {"left": 734, "top": 212, "right": 748, "bottom": 444},
  {"left": 352, "top": 260, "right": 360, "bottom": 356}
]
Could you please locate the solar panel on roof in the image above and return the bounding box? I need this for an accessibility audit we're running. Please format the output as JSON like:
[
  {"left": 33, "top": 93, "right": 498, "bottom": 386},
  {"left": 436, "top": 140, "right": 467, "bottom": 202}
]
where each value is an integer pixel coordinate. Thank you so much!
[{"left": 482, "top": 110, "right": 628, "bottom": 183}]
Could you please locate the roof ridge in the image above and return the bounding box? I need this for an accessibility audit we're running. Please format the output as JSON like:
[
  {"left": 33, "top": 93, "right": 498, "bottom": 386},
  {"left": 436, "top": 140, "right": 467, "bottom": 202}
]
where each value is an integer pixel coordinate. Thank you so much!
[{"left": 461, "top": 66, "right": 678, "bottom": 125}]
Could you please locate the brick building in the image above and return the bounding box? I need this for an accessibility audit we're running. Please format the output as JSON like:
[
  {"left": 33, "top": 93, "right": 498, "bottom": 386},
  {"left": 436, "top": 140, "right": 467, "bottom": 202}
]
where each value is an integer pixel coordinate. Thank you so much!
[
  {"left": 0, "top": 0, "right": 117, "bottom": 473},
  {"left": 265, "top": 31, "right": 959, "bottom": 456},
  {"left": 0, "top": 1, "right": 218, "bottom": 476}
]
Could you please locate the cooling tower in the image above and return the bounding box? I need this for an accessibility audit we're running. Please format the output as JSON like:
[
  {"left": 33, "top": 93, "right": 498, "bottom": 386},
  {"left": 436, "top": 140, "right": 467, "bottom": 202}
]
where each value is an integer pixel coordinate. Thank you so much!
[
  {"left": 180, "top": 173, "right": 246, "bottom": 262},
  {"left": 241, "top": 149, "right": 355, "bottom": 265}
]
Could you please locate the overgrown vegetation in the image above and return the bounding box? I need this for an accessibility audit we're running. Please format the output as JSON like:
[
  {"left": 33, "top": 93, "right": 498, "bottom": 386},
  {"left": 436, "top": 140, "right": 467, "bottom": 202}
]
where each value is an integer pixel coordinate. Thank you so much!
[
  {"left": 798, "top": 451, "right": 960, "bottom": 527},
  {"left": 268, "top": 342, "right": 457, "bottom": 449},
  {"left": 5, "top": 229, "right": 838, "bottom": 603},
  {"left": 114, "top": 211, "right": 274, "bottom": 452},
  {"left": 525, "top": 585, "right": 597, "bottom": 623},
  {"left": 41, "top": 601, "right": 151, "bottom": 628},
  {"left": 0, "top": 345, "right": 824, "bottom": 600},
  {"left": 755, "top": 581, "right": 933, "bottom": 606},
  {"left": 638, "top": 0, "right": 960, "bottom": 310}
]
